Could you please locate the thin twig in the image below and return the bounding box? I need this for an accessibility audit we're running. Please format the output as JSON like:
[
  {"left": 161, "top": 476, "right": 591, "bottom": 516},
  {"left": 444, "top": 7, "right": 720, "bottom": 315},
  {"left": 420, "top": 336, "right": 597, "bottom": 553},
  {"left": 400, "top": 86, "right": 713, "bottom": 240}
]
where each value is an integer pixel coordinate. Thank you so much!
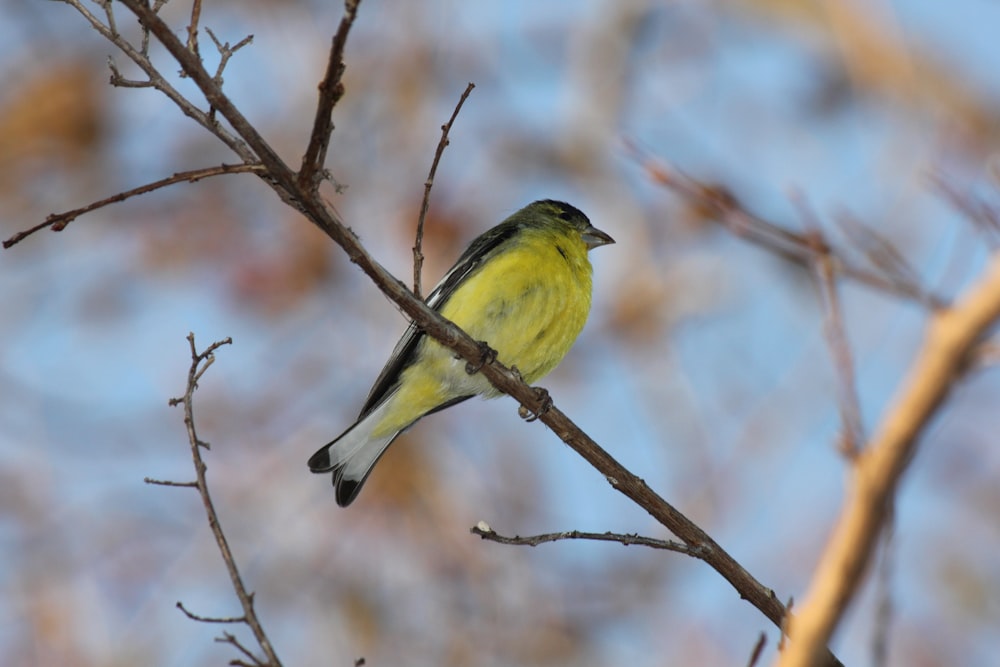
[
  {"left": 205, "top": 27, "right": 254, "bottom": 87},
  {"left": 413, "top": 82, "right": 476, "bottom": 297},
  {"left": 791, "top": 193, "right": 864, "bottom": 457},
  {"left": 779, "top": 253, "right": 1000, "bottom": 667},
  {"left": 835, "top": 211, "right": 923, "bottom": 294},
  {"left": 930, "top": 172, "right": 1000, "bottom": 249},
  {"left": 107, "top": 56, "right": 154, "bottom": 88},
  {"left": 114, "top": 0, "right": 311, "bottom": 215},
  {"left": 97, "top": 0, "right": 117, "bottom": 36},
  {"left": 471, "top": 523, "right": 695, "bottom": 555},
  {"left": 185, "top": 0, "right": 203, "bottom": 54},
  {"left": 815, "top": 250, "right": 864, "bottom": 458},
  {"left": 176, "top": 601, "right": 247, "bottom": 624},
  {"left": 160, "top": 333, "right": 282, "bottom": 667},
  {"left": 298, "top": 0, "right": 362, "bottom": 192},
  {"left": 746, "top": 632, "right": 768, "bottom": 667},
  {"left": 60, "top": 0, "right": 255, "bottom": 159},
  {"left": 4, "top": 163, "right": 265, "bottom": 248},
  {"left": 217, "top": 632, "right": 266, "bottom": 667},
  {"left": 144, "top": 477, "right": 198, "bottom": 488}
]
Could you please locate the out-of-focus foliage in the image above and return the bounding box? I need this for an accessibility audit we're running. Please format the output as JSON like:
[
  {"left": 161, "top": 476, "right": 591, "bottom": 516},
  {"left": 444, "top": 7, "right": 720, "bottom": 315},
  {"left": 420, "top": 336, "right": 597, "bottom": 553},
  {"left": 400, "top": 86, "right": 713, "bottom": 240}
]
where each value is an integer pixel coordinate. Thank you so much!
[{"left": 3, "top": 1, "right": 1000, "bottom": 666}]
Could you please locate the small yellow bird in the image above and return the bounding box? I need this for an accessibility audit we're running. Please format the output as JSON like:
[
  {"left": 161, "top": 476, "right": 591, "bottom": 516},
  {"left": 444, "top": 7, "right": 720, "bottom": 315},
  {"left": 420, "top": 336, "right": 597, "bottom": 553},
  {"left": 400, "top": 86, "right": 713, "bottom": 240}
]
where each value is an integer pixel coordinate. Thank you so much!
[{"left": 309, "top": 200, "right": 614, "bottom": 506}]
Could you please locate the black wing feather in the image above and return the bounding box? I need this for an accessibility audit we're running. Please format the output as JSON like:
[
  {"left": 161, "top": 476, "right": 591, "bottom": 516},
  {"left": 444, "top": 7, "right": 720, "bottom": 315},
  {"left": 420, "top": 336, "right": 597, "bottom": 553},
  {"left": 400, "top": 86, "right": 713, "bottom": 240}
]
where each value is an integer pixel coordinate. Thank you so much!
[{"left": 357, "top": 220, "right": 523, "bottom": 418}]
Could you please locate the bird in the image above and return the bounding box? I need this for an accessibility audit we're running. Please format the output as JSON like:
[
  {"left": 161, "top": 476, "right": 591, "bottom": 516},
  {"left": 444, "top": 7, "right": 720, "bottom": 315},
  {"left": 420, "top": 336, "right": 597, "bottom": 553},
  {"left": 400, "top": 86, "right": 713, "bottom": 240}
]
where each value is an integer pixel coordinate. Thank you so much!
[{"left": 308, "top": 199, "right": 614, "bottom": 506}]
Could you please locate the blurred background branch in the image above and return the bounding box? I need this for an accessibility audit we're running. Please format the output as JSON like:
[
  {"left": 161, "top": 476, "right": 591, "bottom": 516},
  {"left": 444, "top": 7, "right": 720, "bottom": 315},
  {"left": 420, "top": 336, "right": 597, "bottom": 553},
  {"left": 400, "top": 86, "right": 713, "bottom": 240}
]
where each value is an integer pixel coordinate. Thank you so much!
[{"left": 780, "top": 252, "right": 1000, "bottom": 667}]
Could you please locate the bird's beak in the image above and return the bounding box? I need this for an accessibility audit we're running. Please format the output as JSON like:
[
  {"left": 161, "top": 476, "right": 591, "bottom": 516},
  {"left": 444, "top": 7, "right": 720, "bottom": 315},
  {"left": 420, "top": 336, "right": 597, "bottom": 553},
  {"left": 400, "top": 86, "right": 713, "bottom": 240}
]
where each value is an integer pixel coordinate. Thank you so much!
[{"left": 582, "top": 226, "right": 615, "bottom": 250}]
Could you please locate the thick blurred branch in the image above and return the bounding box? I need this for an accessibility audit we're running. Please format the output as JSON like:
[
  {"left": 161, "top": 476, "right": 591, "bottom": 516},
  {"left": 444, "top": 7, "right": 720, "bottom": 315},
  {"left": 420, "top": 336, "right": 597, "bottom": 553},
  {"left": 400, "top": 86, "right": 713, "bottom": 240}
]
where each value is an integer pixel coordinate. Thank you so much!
[
  {"left": 638, "top": 143, "right": 1000, "bottom": 665},
  {"left": 778, "top": 253, "right": 1000, "bottom": 667}
]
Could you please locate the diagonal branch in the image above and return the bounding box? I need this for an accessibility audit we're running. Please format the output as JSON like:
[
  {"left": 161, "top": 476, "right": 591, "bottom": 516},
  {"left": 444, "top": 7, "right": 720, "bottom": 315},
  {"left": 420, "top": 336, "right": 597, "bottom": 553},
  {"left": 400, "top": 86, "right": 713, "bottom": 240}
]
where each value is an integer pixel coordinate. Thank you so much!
[
  {"left": 4, "top": 163, "right": 264, "bottom": 248},
  {"left": 778, "top": 252, "right": 1000, "bottom": 667}
]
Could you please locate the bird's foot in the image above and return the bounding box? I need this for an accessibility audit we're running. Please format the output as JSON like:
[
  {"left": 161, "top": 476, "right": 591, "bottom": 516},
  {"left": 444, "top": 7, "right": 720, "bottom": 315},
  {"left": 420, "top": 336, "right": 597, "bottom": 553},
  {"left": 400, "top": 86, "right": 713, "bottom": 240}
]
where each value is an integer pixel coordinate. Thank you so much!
[
  {"left": 517, "top": 385, "right": 552, "bottom": 423},
  {"left": 465, "top": 341, "right": 497, "bottom": 375}
]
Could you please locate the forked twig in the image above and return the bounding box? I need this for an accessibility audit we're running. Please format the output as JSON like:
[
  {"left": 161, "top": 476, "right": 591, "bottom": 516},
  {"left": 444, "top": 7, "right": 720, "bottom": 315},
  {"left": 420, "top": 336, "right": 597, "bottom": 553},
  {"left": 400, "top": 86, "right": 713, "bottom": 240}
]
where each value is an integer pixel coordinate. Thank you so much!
[
  {"left": 60, "top": 0, "right": 254, "bottom": 160},
  {"left": 205, "top": 27, "right": 254, "bottom": 87},
  {"left": 150, "top": 334, "right": 282, "bottom": 667},
  {"left": 780, "top": 253, "right": 1000, "bottom": 667}
]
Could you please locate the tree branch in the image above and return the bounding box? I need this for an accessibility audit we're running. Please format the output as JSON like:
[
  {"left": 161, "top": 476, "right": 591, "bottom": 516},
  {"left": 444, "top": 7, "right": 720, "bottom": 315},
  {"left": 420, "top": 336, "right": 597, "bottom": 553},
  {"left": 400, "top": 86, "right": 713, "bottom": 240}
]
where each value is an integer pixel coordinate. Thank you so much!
[
  {"left": 471, "top": 523, "right": 696, "bottom": 554},
  {"left": 747, "top": 633, "right": 768, "bottom": 667},
  {"left": 779, "top": 252, "right": 1000, "bottom": 667},
  {"left": 4, "top": 163, "right": 264, "bottom": 248},
  {"left": 413, "top": 82, "right": 475, "bottom": 297},
  {"left": 60, "top": 0, "right": 253, "bottom": 159},
  {"left": 791, "top": 193, "right": 864, "bottom": 457},
  {"left": 631, "top": 143, "right": 945, "bottom": 309},
  {"left": 156, "top": 333, "right": 282, "bottom": 667},
  {"left": 298, "top": 0, "right": 361, "bottom": 192}
]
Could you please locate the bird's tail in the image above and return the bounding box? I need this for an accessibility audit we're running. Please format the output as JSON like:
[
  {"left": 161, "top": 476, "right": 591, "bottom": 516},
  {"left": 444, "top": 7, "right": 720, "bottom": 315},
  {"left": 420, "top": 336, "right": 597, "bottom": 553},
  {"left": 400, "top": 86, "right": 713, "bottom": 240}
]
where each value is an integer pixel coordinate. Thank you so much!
[{"left": 308, "top": 400, "right": 400, "bottom": 507}]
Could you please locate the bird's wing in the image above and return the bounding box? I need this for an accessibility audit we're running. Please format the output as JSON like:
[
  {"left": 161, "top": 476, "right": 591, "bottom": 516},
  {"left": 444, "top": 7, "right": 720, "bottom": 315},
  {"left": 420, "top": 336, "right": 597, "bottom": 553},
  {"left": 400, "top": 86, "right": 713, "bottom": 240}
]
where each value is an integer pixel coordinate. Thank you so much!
[{"left": 357, "top": 220, "right": 522, "bottom": 418}]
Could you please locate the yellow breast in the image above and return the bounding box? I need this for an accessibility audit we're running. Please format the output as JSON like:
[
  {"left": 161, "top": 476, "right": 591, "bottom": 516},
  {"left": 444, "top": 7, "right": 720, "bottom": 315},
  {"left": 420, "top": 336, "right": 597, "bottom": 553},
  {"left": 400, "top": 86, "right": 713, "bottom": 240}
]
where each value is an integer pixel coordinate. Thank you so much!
[{"left": 439, "top": 229, "right": 593, "bottom": 384}]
